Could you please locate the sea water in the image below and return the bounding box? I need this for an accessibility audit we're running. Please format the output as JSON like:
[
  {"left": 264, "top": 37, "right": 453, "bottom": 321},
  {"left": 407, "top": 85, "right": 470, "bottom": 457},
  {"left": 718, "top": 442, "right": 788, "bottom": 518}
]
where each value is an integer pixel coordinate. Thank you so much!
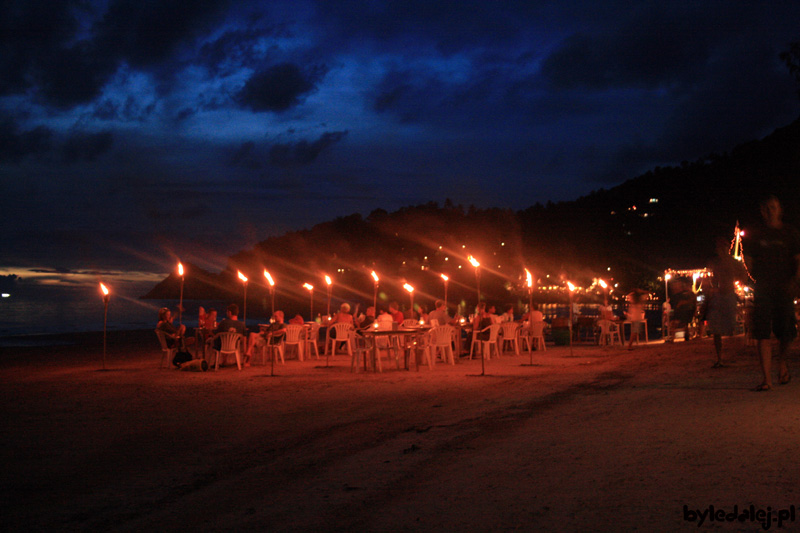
[{"left": 0, "top": 277, "right": 229, "bottom": 338}]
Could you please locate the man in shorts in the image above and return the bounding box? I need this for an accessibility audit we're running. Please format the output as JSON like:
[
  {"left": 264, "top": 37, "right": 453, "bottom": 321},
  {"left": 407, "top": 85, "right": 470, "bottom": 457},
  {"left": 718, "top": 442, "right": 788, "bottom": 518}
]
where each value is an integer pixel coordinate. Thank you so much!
[{"left": 746, "top": 196, "right": 800, "bottom": 391}]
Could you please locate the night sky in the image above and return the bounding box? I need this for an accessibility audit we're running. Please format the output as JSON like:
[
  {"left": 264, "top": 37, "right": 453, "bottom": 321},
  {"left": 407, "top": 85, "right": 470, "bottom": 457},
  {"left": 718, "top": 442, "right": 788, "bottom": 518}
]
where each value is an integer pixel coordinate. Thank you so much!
[{"left": 2, "top": 1, "right": 800, "bottom": 278}]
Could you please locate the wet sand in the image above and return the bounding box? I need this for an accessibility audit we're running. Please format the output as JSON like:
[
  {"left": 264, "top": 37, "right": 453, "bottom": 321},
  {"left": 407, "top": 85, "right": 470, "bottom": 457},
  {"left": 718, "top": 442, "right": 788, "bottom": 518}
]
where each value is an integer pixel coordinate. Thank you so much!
[{"left": 2, "top": 331, "right": 798, "bottom": 531}]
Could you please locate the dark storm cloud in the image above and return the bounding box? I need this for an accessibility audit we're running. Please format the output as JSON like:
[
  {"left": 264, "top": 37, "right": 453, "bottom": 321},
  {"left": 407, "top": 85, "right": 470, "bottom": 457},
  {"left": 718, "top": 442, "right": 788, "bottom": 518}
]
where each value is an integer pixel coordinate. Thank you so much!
[
  {"left": 236, "top": 63, "right": 328, "bottom": 112},
  {"left": 269, "top": 131, "right": 348, "bottom": 167},
  {"left": 0, "top": 0, "right": 86, "bottom": 95},
  {"left": 227, "top": 141, "right": 263, "bottom": 170},
  {"left": 92, "top": 0, "right": 230, "bottom": 68},
  {"left": 540, "top": 7, "right": 716, "bottom": 90},
  {"left": 62, "top": 130, "right": 114, "bottom": 163},
  {"left": 0, "top": 115, "right": 52, "bottom": 163},
  {"left": 1, "top": 0, "right": 231, "bottom": 109}
]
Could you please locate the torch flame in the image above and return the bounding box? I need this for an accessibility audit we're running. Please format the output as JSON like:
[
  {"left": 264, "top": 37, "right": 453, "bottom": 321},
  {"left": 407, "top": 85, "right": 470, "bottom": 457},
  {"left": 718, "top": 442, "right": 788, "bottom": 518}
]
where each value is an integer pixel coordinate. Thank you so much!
[
  {"left": 403, "top": 283, "right": 414, "bottom": 293},
  {"left": 178, "top": 262, "right": 184, "bottom": 276},
  {"left": 441, "top": 273, "right": 449, "bottom": 282},
  {"left": 598, "top": 279, "right": 608, "bottom": 289},
  {"left": 467, "top": 255, "right": 480, "bottom": 268},
  {"left": 665, "top": 273, "right": 672, "bottom": 281},
  {"left": 303, "top": 283, "right": 314, "bottom": 291},
  {"left": 325, "top": 275, "right": 332, "bottom": 285},
  {"left": 264, "top": 269, "right": 275, "bottom": 286},
  {"left": 567, "top": 281, "right": 576, "bottom": 292},
  {"left": 525, "top": 268, "right": 533, "bottom": 288},
  {"left": 100, "top": 282, "right": 109, "bottom": 296},
  {"left": 371, "top": 270, "right": 379, "bottom": 283},
  {"left": 237, "top": 271, "right": 248, "bottom": 283}
]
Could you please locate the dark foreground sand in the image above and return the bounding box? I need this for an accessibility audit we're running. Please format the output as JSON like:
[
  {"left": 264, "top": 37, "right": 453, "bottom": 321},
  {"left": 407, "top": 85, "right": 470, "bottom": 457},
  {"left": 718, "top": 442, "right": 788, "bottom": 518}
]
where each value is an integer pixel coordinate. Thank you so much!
[{"left": 2, "top": 331, "right": 800, "bottom": 531}]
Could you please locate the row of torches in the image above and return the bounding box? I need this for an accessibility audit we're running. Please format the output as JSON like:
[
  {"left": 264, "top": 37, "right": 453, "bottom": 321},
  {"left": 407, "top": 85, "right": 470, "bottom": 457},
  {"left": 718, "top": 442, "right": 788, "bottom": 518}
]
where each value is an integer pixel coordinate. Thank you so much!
[{"left": 96, "top": 258, "right": 596, "bottom": 369}]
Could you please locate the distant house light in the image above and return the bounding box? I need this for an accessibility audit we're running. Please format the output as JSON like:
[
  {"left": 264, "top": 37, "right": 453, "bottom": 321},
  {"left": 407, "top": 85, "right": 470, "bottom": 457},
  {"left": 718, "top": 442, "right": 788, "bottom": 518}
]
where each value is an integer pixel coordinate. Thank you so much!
[
  {"left": 610, "top": 211, "right": 616, "bottom": 215},
  {"left": 1, "top": 293, "right": 9, "bottom": 298},
  {"left": 650, "top": 198, "right": 659, "bottom": 203}
]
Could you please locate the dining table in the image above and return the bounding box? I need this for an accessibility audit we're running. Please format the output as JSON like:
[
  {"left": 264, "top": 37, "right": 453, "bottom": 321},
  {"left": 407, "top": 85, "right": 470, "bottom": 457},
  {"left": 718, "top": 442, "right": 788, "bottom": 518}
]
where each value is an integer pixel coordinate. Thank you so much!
[{"left": 360, "top": 326, "right": 431, "bottom": 372}]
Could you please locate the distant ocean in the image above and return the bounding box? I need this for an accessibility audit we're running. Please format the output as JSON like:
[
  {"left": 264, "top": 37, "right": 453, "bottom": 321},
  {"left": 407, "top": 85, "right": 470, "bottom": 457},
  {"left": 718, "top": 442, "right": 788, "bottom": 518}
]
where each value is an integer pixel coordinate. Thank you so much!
[{"left": 0, "top": 276, "right": 231, "bottom": 338}]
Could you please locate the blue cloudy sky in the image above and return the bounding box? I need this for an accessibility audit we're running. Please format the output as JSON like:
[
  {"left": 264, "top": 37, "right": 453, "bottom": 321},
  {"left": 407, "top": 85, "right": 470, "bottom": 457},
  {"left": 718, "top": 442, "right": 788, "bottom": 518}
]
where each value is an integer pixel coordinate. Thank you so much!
[{"left": 2, "top": 0, "right": 799, "bottom": 276}]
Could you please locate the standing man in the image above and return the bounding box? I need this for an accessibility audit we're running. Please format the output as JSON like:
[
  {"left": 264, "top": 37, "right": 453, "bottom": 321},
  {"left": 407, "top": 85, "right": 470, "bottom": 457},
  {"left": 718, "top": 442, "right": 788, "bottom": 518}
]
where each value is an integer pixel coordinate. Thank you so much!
[{"left": 746, "top": 196, "right": 800, "bottom": 391}]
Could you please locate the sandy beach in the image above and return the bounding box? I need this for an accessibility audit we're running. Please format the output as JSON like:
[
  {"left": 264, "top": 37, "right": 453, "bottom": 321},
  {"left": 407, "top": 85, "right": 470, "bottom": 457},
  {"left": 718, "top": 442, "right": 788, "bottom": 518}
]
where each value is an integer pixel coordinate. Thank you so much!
[{"left": 3, "top": 331, "right": 799, "bottom": 531}]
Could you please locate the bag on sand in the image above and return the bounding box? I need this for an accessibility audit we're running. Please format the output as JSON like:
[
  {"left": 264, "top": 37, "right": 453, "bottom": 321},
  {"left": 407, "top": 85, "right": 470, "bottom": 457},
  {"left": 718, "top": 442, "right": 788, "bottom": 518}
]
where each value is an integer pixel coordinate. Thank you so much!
[
  {"left": 179, "top": 359, "right": 208, "bottom": 372},
  {"left": 172, "top": 351, "right": 192, "bottom": 367}
]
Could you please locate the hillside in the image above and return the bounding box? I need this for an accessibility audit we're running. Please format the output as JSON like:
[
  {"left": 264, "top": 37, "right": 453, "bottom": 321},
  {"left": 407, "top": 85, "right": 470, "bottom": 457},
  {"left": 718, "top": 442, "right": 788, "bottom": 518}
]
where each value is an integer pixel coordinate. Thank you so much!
[{"left": 143, "top": 114, "right": 800, "bottom": 314}]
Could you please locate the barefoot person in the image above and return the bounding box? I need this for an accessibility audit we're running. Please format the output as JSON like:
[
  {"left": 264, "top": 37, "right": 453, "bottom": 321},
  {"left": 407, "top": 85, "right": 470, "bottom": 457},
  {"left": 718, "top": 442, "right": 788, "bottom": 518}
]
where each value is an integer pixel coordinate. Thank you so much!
[{"left": 745, "top": 196, "right": 800, "bottom": 391}]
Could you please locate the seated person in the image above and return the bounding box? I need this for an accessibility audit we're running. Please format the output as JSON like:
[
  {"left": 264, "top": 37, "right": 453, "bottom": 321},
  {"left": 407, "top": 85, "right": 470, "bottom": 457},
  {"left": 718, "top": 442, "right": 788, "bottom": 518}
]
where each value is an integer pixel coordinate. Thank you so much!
[
  {"left": 500, "top": 304, "right": 515, "bottom": 323},
  {"left": 212, "top": 304, "right": 246, "bottom": 352},
  {"left": 356, "top": 306, "right": 376, "bottom": 330},
  {"left": 157, "top": 307, "right": 186, "bottom": 349},
  {"left": 289, "top": 313, "right": 305, "bottom": 325},
  {"left": 203, "top": 308, "right": 218, "bottom": 330},
  {"left": 416, "top": 305, "right": 428, "bottom": 324},
  {"left": 389, "top": 301, "right": 404, "bottom": 323},
  {"left": 246, "top": 310, "right": 287, "bottom": 363},
  {"left": 487, "top": 305, "right": 501, "bottom": 324},
  {"left": 599, "top": 301, "right": 615, "bottom": 321},
  {"left": 428, "top": 300, "right": 452, "bottom": 326},
  {"left": 475, "top": 303, "right": 493, "bottom": 341},
  {"left": 523, "top": 303, "right": 544, "bottom": 323},
  {"left": 376, "top": 308, "right": 394, "bottom": 326},
  {"left": 329, "top": 303, "right": 355, "bottom": 339}
]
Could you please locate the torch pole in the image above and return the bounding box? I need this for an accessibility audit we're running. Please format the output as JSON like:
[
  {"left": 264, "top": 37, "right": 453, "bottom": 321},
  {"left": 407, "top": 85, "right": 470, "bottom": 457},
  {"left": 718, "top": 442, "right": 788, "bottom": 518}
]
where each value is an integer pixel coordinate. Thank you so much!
[{"left": 103, "top": 295, "right": 109, "bottom": 370}]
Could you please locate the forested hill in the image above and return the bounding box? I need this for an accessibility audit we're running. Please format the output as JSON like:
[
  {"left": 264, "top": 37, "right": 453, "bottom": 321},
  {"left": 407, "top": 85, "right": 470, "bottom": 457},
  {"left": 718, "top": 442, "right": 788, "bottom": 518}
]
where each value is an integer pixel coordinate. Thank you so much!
[{"left": 144, "top": 114, "right": 800, "bottom": 308}]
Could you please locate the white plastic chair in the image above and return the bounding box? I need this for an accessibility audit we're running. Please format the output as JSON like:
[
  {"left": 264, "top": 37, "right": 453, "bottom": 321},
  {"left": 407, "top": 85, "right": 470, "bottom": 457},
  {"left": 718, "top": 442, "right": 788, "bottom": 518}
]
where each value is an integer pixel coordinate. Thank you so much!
[
  {"left": 428, "top": 325, "right": 456, "bottom": 365},
  {"left": 155, "top": 330, "right": 176, "bottom": 368},
  {"left": 260, "top": 331, "right": 285, "bottom": 365},
  {"left": 597, "top": 319, "right": 622, "bottom": 347},
  {"left": 499, "top": 322, "right": 521, "bottom": 355},
  {"left": 352, "top": 333, "right": 381, "bottom": 372},
  {"left": 326, "top": 322, "right": 354, "bottom": 358},
  {"left": 305, "top": 322, "right": 321, "bottom": 359},
  {"left": 283, "top": 324, "right": 305, "bottom": 361},
  {"left": 212, "top": 331, "right": 243, "bottom": 371},
  {"left": 376, "top": 320, "right": 402, "bottom": 369},
  {"left": 521, "top": 321, "right": 547, "bottom": 353},
  {"left": 475, "top": 324, "right": 501, "bottom": 360}
]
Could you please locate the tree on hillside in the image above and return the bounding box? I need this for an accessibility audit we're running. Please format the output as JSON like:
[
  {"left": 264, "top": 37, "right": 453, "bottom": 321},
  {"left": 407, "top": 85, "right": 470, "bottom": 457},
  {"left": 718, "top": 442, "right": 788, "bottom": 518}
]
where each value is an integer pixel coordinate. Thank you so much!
[{"left": 780, "top": 40, "right": 800, "bottom": 99}]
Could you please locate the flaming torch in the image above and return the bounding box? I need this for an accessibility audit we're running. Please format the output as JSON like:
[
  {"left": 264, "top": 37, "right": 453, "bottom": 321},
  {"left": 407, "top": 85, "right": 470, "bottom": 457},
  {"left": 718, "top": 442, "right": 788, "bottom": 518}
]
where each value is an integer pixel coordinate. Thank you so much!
[
  {"left": 404, "top": 283, "right": 415, "bottom": 319},
  {"left": 303, "top": 283, "right": 314, "bottom": 321},
  {"left": 664, "top": 272, "right": 671, "bottom": 302},
  {"left": 264, "top": 270, "right": 275, "bottom": 317},
  {"left": 325, "top": 274, "right": 332, "bottom": 318},
  {"left": 468, "top": 255, "right": 481, "bottom": 307},
  {"left": 522, "top": 269, "right": 535, "bottom": 366},
  {"left": 598, "top": 278, "right": 609, "bottom": 306},
  {"left": 238, "top": 271, "right": 248, "bottom": 331},
  {"left": 100, "top": 282, "right": 110, "bottom": 370},
  {"left": 567, "top": 281, "right": 576, "bottom": 357},
  {"left": 177, "top": 262, "right": 184, "bottom": 326},
  {"left": 371, "top": 270, "right": 379, "bottom": 311}
]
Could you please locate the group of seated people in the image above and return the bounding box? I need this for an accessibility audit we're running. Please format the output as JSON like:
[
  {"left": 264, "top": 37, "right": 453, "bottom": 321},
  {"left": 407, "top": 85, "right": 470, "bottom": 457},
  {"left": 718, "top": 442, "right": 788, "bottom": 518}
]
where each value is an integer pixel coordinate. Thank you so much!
[{"left": 157, "top": 298, "right": 552, "bottom": 366}]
